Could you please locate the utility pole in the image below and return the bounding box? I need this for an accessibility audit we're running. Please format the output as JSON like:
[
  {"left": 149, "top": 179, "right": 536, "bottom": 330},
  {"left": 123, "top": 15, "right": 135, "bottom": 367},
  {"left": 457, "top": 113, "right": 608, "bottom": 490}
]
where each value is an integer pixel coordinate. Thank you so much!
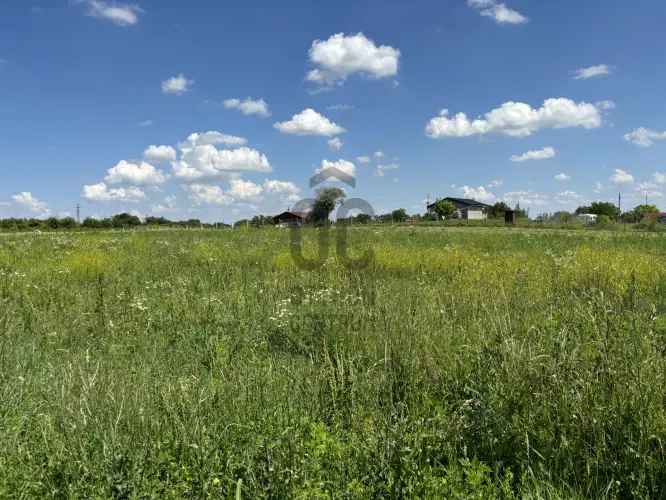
[
  {"left": 76, "top": 204, "right": 80, "bottom": 224},
  {"left": 618, "top": 192, "right": 621, "bottom": 213}
]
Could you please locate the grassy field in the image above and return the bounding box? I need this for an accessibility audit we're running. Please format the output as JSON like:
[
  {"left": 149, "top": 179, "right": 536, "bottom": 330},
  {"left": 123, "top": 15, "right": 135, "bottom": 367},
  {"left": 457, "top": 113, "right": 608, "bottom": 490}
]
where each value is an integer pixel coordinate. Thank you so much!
[{"left": 1, "top": 226, "right": 665, "bottom": 498}]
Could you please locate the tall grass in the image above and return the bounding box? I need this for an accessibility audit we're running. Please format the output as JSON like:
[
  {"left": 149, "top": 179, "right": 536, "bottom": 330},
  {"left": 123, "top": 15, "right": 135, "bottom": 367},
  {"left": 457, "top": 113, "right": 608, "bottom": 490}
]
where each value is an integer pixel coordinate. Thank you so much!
[{"left": 0, "top": 227, "right": 664, "bottom": 498}]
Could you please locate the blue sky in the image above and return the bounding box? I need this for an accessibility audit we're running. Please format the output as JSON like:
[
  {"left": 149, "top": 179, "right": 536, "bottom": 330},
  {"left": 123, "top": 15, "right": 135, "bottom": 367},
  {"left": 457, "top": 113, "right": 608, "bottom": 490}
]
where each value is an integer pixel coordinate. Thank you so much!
[{"left": 2, "top": 0, "right": 666, "bottom": 221}]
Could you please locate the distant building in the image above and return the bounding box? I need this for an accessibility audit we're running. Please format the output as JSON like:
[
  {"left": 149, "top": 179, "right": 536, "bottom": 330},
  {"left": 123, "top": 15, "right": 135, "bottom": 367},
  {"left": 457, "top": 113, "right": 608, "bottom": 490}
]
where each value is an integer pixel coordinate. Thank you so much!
[
  {"left": 427, "top": 197, "right": 492, "bottom": 220},
  {"left": 273, "top": 211, "right": 306, "bottom": 228},
  {"left": 659, "top": 213, "right": 666, "bottom": 224}
]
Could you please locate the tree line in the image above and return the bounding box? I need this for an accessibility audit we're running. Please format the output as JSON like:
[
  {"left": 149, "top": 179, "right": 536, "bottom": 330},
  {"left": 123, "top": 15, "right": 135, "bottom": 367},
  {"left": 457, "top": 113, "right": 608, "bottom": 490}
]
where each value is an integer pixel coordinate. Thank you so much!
[
  {"left": 0, "top": 213, "right": 230, "bottom": 232},
  {"left": 0, "top": 195, "right": 662, "bottom": 233}
]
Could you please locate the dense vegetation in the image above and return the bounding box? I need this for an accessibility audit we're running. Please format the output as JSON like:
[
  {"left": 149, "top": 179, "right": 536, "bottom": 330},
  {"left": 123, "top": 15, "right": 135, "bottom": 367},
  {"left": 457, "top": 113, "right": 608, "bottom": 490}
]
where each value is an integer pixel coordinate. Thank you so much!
[{"left": 1, "top": 227, "right": 665, "bottom": 498}]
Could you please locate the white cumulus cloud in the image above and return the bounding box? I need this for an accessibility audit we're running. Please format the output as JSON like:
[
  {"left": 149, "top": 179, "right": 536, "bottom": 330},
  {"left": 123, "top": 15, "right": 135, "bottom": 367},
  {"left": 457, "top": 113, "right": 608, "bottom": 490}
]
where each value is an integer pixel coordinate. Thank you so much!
[
  {"left": 83, "top": 182, "right": 146, "bottom": 202},
  {"left": 610, "top": 168, "right": 634, "bottom": 185},
  {"left": 228, "top": 179, "right": 264, "bottom": 200},
  {"left": 315, "top": 159, "right": 356, "bottom": 178},
  {"left": 356, "top": 156, "right": 371, "bottom": 164},
  {"left": 84, "top": 0, "right": 141, "bottom": 26},
  {"left": 426, "top": 98, "right": 605, "bottom": 139},
  {"left": 574, "top": 64, "right": 611, "bottom": 80},
  {"left": 306, "top": 33, "right": 400, "bottom": 86},
  {"left": 104, "top": 160, "right": 168, "bottom": 186},
  {"left": 274, "top": 109, "right": 346, "bottom": 137},
  {"left": 510, "top": 146, "right": 556, "bottom": 162},
  {"left": 263, "top": 180, "right": 301, "bottom": 202},
  {"left": 467, "top": 0, "right": 528, "bottom": 25},
  {"left": 328, "top": 137, "right": 343, "bottom": 151},
  {"left": 173, "top": 146, "right": 271, "bottom": 180},
  {"left": 181, "top": 131, "right": 247, "bottom": 149},
  {"left": 461, "top": 185, "right": 496, "bottom": 203},
  {"left": 654, "top": 172, "right": 666, "bottom": 185},
  {"left": 624, "top": 127, "right": 666, "bottom": 147},
  {"left": 144, "top": 145, "right": 177, "bottom": 163},
  {"left": 503, "top": 191, "right": 549, "bottom": 207},
  {"left": 12, "top": 192, "right": 49, "bottom": 214},
  {"left": 374, "top": 163, "right": 399, "bottom": 177},
  {"left": 224, "top": 97, "right": 270, "bottom": 117},
  {"left": 184, "top": 184, "right": 232, "bottom": 206},
  {"left": 554, "top": 173, "right": 571, "bottom": 181},
  {"left": 161, "top": 74, "right": 194, "bottom": 95}
]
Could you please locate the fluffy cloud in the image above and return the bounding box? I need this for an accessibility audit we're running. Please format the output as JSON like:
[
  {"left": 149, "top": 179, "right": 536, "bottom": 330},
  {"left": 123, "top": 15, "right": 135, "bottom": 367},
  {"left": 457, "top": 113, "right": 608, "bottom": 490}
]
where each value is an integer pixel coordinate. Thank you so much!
[
  {"left": 184, "top": 179, "right": 300, "bottom": 206},
  {"left": 184, "top": 184, "right": 232, "bottom": 206},
  {"left": 554, "top": 172, "right": 571, "bottom": 181},
  {"left": 161, "top": 74, "right": 194, "bottom": 95},
  {"left": 181, "top": 131, "right": 247, "bottom": 149},
  {"left": 624, "top": 127, "right": 666, "bottom": 147},
  {"left": 224, "top": 97, "right": 270, "bottom": 117},
  {"left": 12, "top": 192, "right": 49, "bottom": 214},
  {"left": 263, "top": 180, "right": 301, "bottom": 201},
  {"left": 229, "top": 179, "right": 264, "bottom": 200},
  {"left": 104, "top": 160, "right": 168, "bottom": 186},
  {"left": 328, "top": 137, "right": 343, "bottom": 151},
  {"left": 306, "top": 33, "right": 400, "bottom": 86},
  {"left": 461, "top": 185, "right": 496, "bottom": 203},
  {"left": 274, "top": 109, "right": 346, "bottom": 136},
  {"left": 315, "top": 159, "right": 356, "bottom": 178},
  {"left": 488, "top": 179, "right": 503, "bottom": 188},
  {"left": 84, "top": 0, "right": 141, "bottom": 26},
  {"left": 144, "top": 145, "right": 177, "bottom": 163},
  {"left": 610, "top": 168, "right": 634, "bottom": 185},
  {"left": 374, "top": 151, "right": 384, "bottom": 159},
  {"left": 356, "top": 156, "right": 371, "bottom": 164},
  {"left": 467, "top": 0, "right": 528, "bottom": 25},
  {"left": 555, "top": 190, "right": 582, "bottom": 204},
  {"left": 374, "top": 163, "right": 399, "bottom": 177},
  {"left": 654, "top": 172, "right": 666, "bottom": 184},
  {"left": 634, "top": 182, "right": 663, "bottom": 200},
  {"left": 83, "top": 182, "right": 146, "bottom": 202},
  {"left": 502, "top": 191, "right": 549, "bottom": 207},
  {"left": 426, "top": 98, "right": 605, "bottom": 139},
  {"left": 173, "top": 146, "right": 271, "bottom": 180},
  {"left": 510, "top": 146, "right": 556, "bottom": 162},
  {"left": 574, "top": 64, "right": 611, "bottom": 80}
]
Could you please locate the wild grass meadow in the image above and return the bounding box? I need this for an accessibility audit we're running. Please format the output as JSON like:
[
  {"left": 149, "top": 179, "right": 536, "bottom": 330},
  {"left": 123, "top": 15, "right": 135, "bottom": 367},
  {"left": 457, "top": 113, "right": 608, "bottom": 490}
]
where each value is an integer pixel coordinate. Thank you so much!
[{"left": 1, "top": 226, "right": 665, "bottom": 498}]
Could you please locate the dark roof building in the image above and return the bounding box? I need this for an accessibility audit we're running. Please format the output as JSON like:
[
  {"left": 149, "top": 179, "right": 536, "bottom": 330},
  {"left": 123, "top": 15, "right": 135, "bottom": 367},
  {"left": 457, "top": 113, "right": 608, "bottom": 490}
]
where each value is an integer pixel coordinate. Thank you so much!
[
  {"left": 273, "top": 211, "right": 306, "bottom": 226},
  {"left": 427, "top": 197, "right": 493, "bottom": 211},
  {"left": 427, "top": 197, "right": 493, "bottom": 221}
]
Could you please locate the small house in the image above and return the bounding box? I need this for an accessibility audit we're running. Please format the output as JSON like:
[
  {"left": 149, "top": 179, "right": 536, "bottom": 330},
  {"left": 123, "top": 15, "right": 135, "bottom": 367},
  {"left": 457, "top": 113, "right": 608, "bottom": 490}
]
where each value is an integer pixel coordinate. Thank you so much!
[
  {"left": 427, "top": 197, "right": 492, "bottom": 220},
  {"left": 658, "top": 213, "right": 666, "bottom": 224},
  {"left": 273, "top": 211, "right": 306, "bottom": 228}
]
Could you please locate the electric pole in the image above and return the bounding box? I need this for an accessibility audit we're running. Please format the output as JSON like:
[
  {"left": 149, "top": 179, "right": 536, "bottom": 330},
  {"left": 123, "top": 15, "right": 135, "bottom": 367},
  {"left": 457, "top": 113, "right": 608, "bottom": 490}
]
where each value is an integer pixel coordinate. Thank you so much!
[{"left": 76, "top": 204, "right": 80, "bottom": 224}]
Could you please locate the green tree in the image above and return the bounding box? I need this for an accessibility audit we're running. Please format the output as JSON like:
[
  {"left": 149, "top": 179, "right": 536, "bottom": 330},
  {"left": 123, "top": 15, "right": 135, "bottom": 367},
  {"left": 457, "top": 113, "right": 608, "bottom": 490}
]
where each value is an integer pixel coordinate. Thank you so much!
[
  {"left": 46, "top": 217, "right": 60, "bottom": 230},
  {"left": 59, "top": 217, "right": 77, "bottom": 229},
  {"left": 623, "top": 204, "right": 660, "bottom": 223},
  {"left": 577, "top": 202, "right": 620, "bottom": 219},
  {"left": 111, "top": 213, "right": 141, "bottom": 228},
  {"left": 432, "top": 199, "right": 456, "bottom": 220},
  {"left": 82, "top": 217, "right": 101, "bottom": 228},
  {"left": 310, "top": 187, "right": 346, "bottom": 224},
  {"left": 488, "top": 202, "right": 510, "bottom": 219},
  {"left": 391, "top": 208, "right": 408, "bottom": 223}
]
